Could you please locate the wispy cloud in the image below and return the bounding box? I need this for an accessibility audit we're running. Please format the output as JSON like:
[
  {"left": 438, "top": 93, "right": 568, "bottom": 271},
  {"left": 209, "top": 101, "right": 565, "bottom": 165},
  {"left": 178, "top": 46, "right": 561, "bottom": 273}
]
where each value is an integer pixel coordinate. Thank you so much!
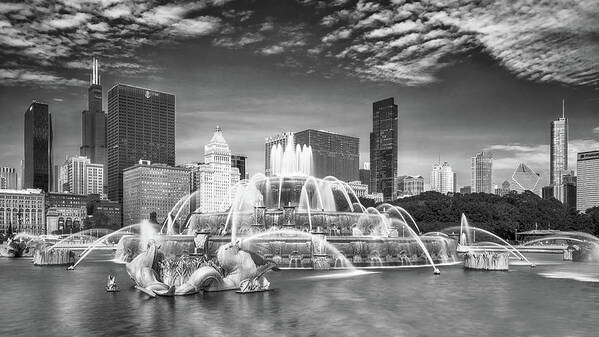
[{"left": 1, "top": 0, "right": 598, "bottom": 88}]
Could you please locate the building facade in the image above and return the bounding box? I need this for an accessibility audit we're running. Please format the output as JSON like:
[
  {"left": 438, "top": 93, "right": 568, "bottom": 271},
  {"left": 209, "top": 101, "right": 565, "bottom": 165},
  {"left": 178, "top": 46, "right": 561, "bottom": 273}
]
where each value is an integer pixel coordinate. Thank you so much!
[
  {"left": 80, "top": 57, "right": 107, "bottom": 193},
  {"left": 511, "top": 163, "right": 541, "bottom": 195},
  {"left": 397, "top": 175, "right": 424, "bottom": 197},
  {"left": 0, "top": 167, "right": 18, "bottom": 189},
  {"left": 0, "top": 189, "right": 45, "bottom": 234},
  {"left": 45, "top": 192, "right": 88, "bottom": 234},
  {"left": 550, "top": 107, "right": 568, "bottom": 186},
  {"left": 24, "top": 101, "right": 53, "bottom": 192},
  {"left": 123, "top": 161, "right": 190, "bottom": 227},
  {"left": 265, "top": 132, "right": 293, "bottom": 176},
  {"left": 87, "top": 195, "right": 122, "bottom": 230},
  {"left": 107, "top": 84, "right": 175, "bottom": 204},
  {"left": 191, "top": 127, "right": 240, "bottom": 213},
  {"left": 347, "top": 181, "right": 369, "bottom": 198},
  {"left": 294, "top": 129, "right": 359, "bottom": 182},
  {"left": 471, "top": 152, "right": 493, "bottom": 193},
  {"left": 431, "top": 162, "right": 455, "bottom": 194},
  {"left": 231, "top": 154, "right": 248, "bottom": 180},
  {"left": 577, "top": 150, "right": 599, "bottom": 212},
  {"left": 59, "top": 156, "right": 104, "bottom": 196},
  {"left": 370, "top": 98, "right": 398, "bottom": 200}
]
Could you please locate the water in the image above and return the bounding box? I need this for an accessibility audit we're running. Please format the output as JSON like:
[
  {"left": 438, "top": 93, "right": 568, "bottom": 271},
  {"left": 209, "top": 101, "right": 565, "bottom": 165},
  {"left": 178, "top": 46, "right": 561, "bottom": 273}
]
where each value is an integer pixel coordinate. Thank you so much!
[{"left": 1, "top": 252, "right": 598, "bottom": 336}]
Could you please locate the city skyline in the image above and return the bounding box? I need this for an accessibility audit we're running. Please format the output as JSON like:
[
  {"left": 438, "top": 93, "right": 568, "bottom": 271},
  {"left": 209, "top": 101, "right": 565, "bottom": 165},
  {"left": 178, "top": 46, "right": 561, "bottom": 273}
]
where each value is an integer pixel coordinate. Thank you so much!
[{"left": 1, "top": 1, "right": 599, "bottom": 189}]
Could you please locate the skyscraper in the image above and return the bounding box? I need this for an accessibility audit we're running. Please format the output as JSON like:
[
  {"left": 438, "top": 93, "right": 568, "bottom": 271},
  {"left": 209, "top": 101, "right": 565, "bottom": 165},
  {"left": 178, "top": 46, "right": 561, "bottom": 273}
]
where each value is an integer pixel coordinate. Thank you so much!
[
  {"left": 431, "top": 162, "right": 455, "bottom": 194},
  {"left": 370, "top": 97, "right": 398, "bottom": 200},
  {"left": 23, "top": 101, "right": 53, "bottom": 192},
  {"left": 577, "top": 150, "right": 599, "bottom": 212},
  {"left": 294, "top": 129, "right": 359, "bottom": 181},
  {"left": 550, "top": 101, "right": 568, "bottom": 186},
  {"left": 80, "top": 58, "right": 107, "bottom": 191},
  {"left": 191, "top": 127, "right": 240, "bottom": 213},
  {"left": 471, "top": 152, "right": 493, "bottom": 193},
  {"left": 0, "top": 167, "right": 18, "bottom": 189},
  {"left": 107, "top": 84, "right": 175, "bottom": 204}
]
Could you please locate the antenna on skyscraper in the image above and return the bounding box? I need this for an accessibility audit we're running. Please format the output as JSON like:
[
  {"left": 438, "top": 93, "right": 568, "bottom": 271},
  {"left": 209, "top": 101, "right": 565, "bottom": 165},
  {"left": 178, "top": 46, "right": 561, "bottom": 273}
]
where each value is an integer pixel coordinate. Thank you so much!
[{"left": 562, "top": 98, "right": 565, "bottom": 119}]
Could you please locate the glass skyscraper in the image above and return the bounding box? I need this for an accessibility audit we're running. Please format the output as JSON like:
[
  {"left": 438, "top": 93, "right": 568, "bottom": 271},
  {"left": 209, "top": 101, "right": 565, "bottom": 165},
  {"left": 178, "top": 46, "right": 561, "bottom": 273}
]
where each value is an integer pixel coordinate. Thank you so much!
[
  {"left": 370, "top": 98, "right": 398, "bottom": 200},
  {"left": 80, "top": 57, "right": 107, "bottom": 189},
  {"left": 107, "top": 84, "right": 175, "bottom": 204},
  {"left": 471, "top": 152, "right": 493, "bottom": 193},
  {"left": 550, "top": 108, "right": 568, "bottom": 186},
  {"left": 23, "top": 101, "right": 53, "bottom": 192}
]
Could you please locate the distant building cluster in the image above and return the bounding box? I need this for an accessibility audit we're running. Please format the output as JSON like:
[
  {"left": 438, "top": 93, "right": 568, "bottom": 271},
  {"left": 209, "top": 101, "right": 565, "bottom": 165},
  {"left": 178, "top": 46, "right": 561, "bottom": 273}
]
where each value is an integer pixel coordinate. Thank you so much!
[{"left": 2, "top": 60, "right": 598, "bottom": 236}]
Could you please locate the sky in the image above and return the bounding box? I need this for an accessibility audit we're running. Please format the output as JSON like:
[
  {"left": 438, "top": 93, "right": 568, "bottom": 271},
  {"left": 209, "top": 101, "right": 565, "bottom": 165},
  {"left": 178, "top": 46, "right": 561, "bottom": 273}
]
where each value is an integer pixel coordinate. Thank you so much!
[{"left": 1, "top": 0, "right": 598, "bottom": 189}]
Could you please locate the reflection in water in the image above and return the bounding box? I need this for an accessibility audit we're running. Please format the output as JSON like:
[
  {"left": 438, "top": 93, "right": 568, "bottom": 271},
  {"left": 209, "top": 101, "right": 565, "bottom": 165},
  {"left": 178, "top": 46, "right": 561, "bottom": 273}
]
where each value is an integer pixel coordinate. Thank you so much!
[{"left": 1, "top": 251, "right": 599, "bottom": 336}]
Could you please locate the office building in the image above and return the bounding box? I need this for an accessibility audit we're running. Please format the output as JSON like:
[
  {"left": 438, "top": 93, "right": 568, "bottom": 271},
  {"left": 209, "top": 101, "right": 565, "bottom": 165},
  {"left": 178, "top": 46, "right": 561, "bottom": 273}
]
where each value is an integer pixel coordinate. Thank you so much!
[
  {"left": 23, "top": 101, "right": 53, "bottom": 192},
  {"left": 471, "top": 152, "right": 493, "bottom": 193},
  {"left": 123, "top": 160, "right": 190, "bottom": 227},
  {"left": 370, "top": 98, "right": 398, "bottom": 200},
  {"left": 431, "top": 162, "right": 455, "bottom": 194},
  {"left": 86, "top": 194, "right": 121, "bottom": 229},
  {"left": 0, "top": 167, "right": 18, "bottom": 189},
  {"left": 45, "top": 192, "right": 88, "bottom": 234},
  {"left": 80, "top": 57, "right": 107, "bottom": 192},
  {"left": 231, "top": 154, "right": 248, "bottom": 180},
  {"left": 577, "top": 150, "right": 599, "bottom": 212},
  {"left": 59, "top": 156, "right": 104, "bottom": 196},
  {"left": 265, "top": 132, "right": 294, "bottom": 176},
  {"left": 0, "top": 189, "right": 45, "bottom": 235},
  {"left": 459, "top": 186, "right": 471, "bottom": 194},
  {"left": 294, "top": 129, "right": 359, "bottom": 181},
  {"left": 107, "top": 84, "right": 175, "bottom": 204},
  {"left": 191, "top": 127, "right": 240, "bottom": 213}
]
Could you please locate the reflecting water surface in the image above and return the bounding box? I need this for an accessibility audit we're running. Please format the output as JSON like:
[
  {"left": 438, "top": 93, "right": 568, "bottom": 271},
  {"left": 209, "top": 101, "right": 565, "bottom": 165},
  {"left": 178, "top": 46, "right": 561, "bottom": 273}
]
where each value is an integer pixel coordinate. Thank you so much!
[{"left": 1, "top": 252, "right": 598, "bottom": 337}]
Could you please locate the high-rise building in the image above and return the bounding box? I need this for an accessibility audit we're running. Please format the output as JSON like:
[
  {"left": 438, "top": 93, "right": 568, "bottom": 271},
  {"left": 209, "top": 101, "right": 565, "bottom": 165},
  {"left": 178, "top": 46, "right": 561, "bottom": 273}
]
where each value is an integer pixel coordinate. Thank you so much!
[
  {"left": 231, "top": 154, "right": 248, "bottom": 180},
  {"left": 0, "top": 167, "right": 18, "bottom": 189},
  {"left": 265, "top": 132, "right": 294, "bottom": 176},
  {"left": 511, "top": 163, "right": 541, "bottom": 195},
  {"left": 471, "top": 152, "right": 493, "bottom": 193},
  {"left": 370, "top": 98, "right": 398, "bottom": 200},
  {"left": 396, "top": 175, "right": 424, "bottom": 197},
  {"left": 0, "top": 189, "right": 45, "bottom": 234},
  {"left": 80, "top": 57, "right": 107, "bottom": 192},
  {"left": 191, "top": 127, "right": 240, "bottom": 213},
  {"left": 431, "top": 162, "right": 455, "bottom": 194},
  {"left": 23, "top": 101, "right": 53, "bottom": 192},
  {"left": 577, "top": 150, "right": 599, "bottom": 212},
  {"left": 123, "top": 160, "right": 189, "bottom": 227},
  {"left": 107, "top": 84, "right": 175, "bottom": 204},
  {"left": 59, "top": 156, "right": 104, "bottom": 196},
  {"left": 550, "top": 102, "right": 568, "bottom": 186},
  {"left": 294, "top": 129, "right": 359, "bottom": 181}
]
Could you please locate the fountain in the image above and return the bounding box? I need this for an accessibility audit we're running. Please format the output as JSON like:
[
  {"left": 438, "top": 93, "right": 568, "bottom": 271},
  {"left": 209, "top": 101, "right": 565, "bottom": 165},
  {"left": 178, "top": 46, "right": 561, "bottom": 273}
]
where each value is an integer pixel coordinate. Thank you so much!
[
  {"left": 445, "top": 213, "right": 535, "bottom": 269},
  {"left": 118, "top": 134, "right": 457, "bottom": 275}
]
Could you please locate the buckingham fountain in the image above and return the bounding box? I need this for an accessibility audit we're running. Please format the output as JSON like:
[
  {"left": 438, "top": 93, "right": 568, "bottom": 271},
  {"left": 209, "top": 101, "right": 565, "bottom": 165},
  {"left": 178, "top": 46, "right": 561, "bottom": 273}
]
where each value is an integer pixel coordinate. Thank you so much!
[{"left": 116, "top": 134, "right": 457, "bottom": 288}]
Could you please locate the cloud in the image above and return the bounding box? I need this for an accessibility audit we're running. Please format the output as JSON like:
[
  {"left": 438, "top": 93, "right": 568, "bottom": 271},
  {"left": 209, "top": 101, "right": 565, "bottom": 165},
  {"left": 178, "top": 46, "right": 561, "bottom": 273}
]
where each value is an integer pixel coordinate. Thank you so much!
[
  {"left": 1, "top": 0, "right": 598, "bottom": 88},
  {"left": 0, "top": 68, "right": 87, "bottom": 86},
  {"left": 593, "top": 126, "right": 599, "bottom": 134}
]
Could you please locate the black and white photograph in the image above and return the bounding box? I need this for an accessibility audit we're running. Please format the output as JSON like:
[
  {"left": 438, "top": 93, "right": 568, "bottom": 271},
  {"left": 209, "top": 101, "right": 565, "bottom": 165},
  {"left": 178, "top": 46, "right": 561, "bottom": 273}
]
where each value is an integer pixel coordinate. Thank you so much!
[{"left": 1, "top": 0, "right": 598, "bottom": 336}]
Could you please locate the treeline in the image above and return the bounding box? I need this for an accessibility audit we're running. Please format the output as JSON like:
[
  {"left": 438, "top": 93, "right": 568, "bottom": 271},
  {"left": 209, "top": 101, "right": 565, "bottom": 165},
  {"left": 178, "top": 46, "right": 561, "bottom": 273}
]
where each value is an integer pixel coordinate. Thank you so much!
[{"left": 363, "top": 191, "right": 599, "bottom": 239}]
